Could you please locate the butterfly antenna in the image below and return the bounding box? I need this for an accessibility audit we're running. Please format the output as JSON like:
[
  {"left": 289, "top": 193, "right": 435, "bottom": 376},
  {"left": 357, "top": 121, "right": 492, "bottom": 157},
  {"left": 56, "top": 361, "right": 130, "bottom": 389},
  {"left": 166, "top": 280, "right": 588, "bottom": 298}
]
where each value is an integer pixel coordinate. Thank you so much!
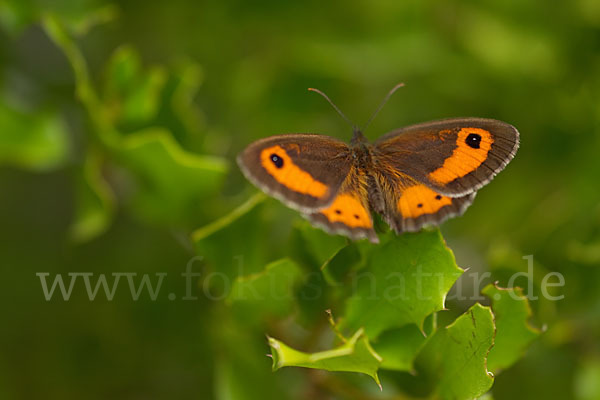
[
  {"left": 308, "top": 87, "right": 357, "bottom": 131},
  {"left": 361, "top": 82, "right": 405, "bottom": 132}
]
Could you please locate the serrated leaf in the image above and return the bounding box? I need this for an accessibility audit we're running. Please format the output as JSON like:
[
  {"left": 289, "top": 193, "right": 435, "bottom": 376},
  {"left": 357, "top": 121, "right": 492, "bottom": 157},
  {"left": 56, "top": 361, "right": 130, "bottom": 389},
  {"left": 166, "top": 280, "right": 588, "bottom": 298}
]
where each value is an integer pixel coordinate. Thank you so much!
[
  {"left": 482, "top": 284, "right": 540, "bottom": 373},
  {"left": 65, "top": 4, "right": 119, "bottom": 36},
  {"left": 285, "top": 221, "right": 352, "bottom": 325},
  {"left": 69, "top": 152, "right": 115, "bottom": 242},
  {"left": 415, "top": 303, "right": 495, "bottom": 400},
  {"left": 116, "top": 128, "right": 228, "bottom": 224},
  {"left": 372, "top": 324, "right": 427, "bottom": 372},
  {"left": 192, "top": 193, "right": 278, "bottom": 287},
  {"left": 228, "top": 258, "right": 303, "bottom": 317},
  {"left": 171, "top": 60, "right": 205, "bottom": 136},
  {"left": 374, "top": 313, "right": 436, "bottom": 372},
  {"left": 268, "top": 328, "right": 382, "bottom": 388},
  {"left": 341, "top": 230, "right": 463, "bottom": 338},
  {"left": 0, "top": 1, "right": 116, "bottom": 36},
  {"left": 294, "top": 267, "right": 330, "bottom": 326},
  {"left": 104, "top": 46, "right": 167, "bottom": 125},
  {"left": 320, "top": 242, "right": 362, "bottom": 286},
  {"left": 290, "top": 220, "right": 348, "bottom": 267},
  {"left": 0, "top": 102, "right": 69, "bottom": 171}
]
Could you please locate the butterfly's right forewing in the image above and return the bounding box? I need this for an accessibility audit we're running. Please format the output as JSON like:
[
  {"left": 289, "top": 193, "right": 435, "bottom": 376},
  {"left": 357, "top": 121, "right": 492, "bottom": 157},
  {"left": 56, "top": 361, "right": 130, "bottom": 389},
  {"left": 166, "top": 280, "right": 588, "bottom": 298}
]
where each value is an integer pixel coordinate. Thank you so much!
[{"left": 237, "top": 134, "right": 352, "bottom": 212}]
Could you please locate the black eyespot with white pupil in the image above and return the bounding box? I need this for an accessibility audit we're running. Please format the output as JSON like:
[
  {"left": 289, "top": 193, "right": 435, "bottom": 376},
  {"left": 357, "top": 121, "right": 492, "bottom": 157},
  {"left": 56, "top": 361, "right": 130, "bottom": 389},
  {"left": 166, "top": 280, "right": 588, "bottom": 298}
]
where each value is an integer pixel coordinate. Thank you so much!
[
  {"left": 270, "top": 153, "right": 284, "bottom": 168},
  {"left": 466, "top": 133, "right": 481, "bottom": 149}
]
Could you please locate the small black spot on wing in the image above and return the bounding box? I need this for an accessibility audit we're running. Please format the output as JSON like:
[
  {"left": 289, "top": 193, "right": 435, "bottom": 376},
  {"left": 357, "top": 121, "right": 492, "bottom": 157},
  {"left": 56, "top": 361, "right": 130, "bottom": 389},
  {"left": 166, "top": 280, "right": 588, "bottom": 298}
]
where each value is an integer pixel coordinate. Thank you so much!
[
  {"left": 270, "top": 153, "right": 284, "bottom": 168},
  {"left": 466, "top": 133, "right": 481, "bottom": 149}
]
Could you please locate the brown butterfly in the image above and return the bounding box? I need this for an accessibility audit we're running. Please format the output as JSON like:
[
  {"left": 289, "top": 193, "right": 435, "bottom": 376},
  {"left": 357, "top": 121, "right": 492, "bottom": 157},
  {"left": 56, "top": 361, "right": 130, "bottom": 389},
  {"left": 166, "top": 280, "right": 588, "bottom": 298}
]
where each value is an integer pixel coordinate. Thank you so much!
[{"left": 237, "top": 85, "right": 519, "bottom": 243}]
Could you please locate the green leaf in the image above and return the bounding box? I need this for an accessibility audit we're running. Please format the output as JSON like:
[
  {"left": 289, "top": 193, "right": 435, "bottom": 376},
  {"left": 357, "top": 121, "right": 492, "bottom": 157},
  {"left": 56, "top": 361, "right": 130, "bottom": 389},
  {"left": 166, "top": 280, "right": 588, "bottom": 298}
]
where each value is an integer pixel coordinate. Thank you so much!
[
  {"left": 320, "top": 242, "right": 363, "bottom": 286},
  {"left": 482, "top": 284, "right": 541, "bottom": 373},
  {"left": 104, "top": 46, "right": 167, "bottom": 126},
  {"left": 42, "top": 14, "right": 116, "bottom": 145},
  {"left": 287, "top": 222, "right": 352, "bottom": 325},
  {"left": 0, "top": 102, "right": 69, "bottom": 171},
  {"left": 341, "top": 230, "right": 463, "bottom": 338},
  {"left": 63, "top": 4, "right": 119, "bottom": 36},
  {"left": 171, "top": 60, "right": 205, "bottom": 137},
  {"left": 0, "top": 1, "right": 117, "bottom": 36},
  {"left": 69, "top": 152, "right": 115, "bottom": 242},
  {"left": 290, "top": 220, "right": 348, "bottom": 267},
  {"left": 415, "top": 303, "right": 495, "bottom": 400},
  {"left": 373, "top": 324, "right": 428, "bottom": 372},
  {"left": 268, "top": 328, "right": 382, "bottom": 388},
  {"left": 228, "top": 258, "right": 304, "bottom": 317},
  {"left": 373, "top": 313, "right": 436, "bottom": 372},
  {"left": 115, "top": 128, "right": 228, "bottom": 224},
  {"left": 192, "top": 194, "right": 277, "bottom": 286}
]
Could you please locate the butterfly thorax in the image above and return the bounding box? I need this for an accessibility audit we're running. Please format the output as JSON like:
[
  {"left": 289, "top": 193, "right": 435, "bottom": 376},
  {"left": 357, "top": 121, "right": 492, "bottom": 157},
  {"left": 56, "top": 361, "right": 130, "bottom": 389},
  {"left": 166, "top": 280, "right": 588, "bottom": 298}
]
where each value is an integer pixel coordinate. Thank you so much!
[
  {"left": 350, "top": 142, "right": 374, "bottom": 170},
  {"left": 350, "top": 129, "right": 374, "bottom": 170}
]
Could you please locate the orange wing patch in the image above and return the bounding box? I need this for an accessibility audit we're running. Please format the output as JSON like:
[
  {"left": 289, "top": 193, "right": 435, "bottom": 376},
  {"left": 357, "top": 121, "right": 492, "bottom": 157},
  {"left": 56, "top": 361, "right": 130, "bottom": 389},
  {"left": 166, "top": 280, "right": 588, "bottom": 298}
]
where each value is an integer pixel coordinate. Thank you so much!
[
  {"left": 428, "top": 127, "right": 494, "bottom": 184},
  {"left": 260, "top": 145, "right": 328, "bottom": 198},
  {"left": 398, "top": 185, "right": 452, "bottom": 218},
  {"left": 320, "top": 193, "right": 372, "bottom": 228}
]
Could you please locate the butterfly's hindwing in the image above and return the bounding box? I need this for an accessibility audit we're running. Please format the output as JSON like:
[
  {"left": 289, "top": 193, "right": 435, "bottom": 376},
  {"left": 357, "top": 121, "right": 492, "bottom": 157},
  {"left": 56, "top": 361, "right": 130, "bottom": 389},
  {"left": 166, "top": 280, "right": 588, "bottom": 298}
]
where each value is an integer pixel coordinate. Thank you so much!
[
  {"left": 304, "top": 166, "right": 378, "bottom": 243},
  {"left": 367, "top": 169, "right": 476, "bottom": 233}
]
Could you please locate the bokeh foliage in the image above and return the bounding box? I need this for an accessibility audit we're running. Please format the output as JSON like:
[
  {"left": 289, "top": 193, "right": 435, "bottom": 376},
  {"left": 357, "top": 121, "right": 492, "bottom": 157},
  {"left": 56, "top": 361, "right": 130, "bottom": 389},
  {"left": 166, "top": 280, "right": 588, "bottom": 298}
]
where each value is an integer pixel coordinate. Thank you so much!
[{"left": 1, "top": 0, "right": 599, "bottom": 399}]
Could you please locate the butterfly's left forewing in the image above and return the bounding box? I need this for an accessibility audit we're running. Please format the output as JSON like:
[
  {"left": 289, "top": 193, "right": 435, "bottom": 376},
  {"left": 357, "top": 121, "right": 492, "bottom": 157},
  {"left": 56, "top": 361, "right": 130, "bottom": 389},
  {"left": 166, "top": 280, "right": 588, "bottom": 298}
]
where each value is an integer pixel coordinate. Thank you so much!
[
  {"left": 238, "top": 134, "right": 378, "bottom": 242},
  {"left": 374, "top": 118, "right": 519, "bottom": 197},
  {"left": 370, "top": 117, "right": 518, "bottom": 233}
]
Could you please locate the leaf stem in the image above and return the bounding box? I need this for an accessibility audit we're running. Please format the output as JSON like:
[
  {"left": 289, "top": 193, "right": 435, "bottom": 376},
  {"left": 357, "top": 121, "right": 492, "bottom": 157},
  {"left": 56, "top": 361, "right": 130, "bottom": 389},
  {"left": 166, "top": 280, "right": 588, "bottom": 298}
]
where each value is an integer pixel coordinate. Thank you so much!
[
  {"left": 41, "top": 13, "right": 118, "bottom": 147},
  {"left": 191, "top": 192, "right": 267, "bottom": 242}
]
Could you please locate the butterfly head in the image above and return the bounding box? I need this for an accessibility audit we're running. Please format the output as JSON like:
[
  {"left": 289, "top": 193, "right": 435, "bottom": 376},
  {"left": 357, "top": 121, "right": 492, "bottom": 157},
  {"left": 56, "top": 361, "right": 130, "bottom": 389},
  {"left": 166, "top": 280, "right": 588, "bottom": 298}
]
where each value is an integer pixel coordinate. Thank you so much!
[{"left": 351, "top": 127, "right": 368, "bottom": 145}]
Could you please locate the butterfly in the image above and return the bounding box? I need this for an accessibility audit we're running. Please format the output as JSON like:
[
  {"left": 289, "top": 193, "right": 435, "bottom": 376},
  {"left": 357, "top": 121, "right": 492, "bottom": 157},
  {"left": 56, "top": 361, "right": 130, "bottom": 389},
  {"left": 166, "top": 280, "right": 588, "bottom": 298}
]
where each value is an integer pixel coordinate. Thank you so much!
[{"left": 237, "top": 86, "right": 519, "bottom": 243}]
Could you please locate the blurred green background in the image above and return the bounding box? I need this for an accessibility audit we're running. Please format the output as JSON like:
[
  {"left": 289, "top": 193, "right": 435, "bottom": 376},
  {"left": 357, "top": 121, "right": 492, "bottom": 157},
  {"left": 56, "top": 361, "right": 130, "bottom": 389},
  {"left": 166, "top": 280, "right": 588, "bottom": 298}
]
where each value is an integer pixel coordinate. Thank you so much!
[{"left": 1, "top": 0, "right": 599, "bottom": 399}]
